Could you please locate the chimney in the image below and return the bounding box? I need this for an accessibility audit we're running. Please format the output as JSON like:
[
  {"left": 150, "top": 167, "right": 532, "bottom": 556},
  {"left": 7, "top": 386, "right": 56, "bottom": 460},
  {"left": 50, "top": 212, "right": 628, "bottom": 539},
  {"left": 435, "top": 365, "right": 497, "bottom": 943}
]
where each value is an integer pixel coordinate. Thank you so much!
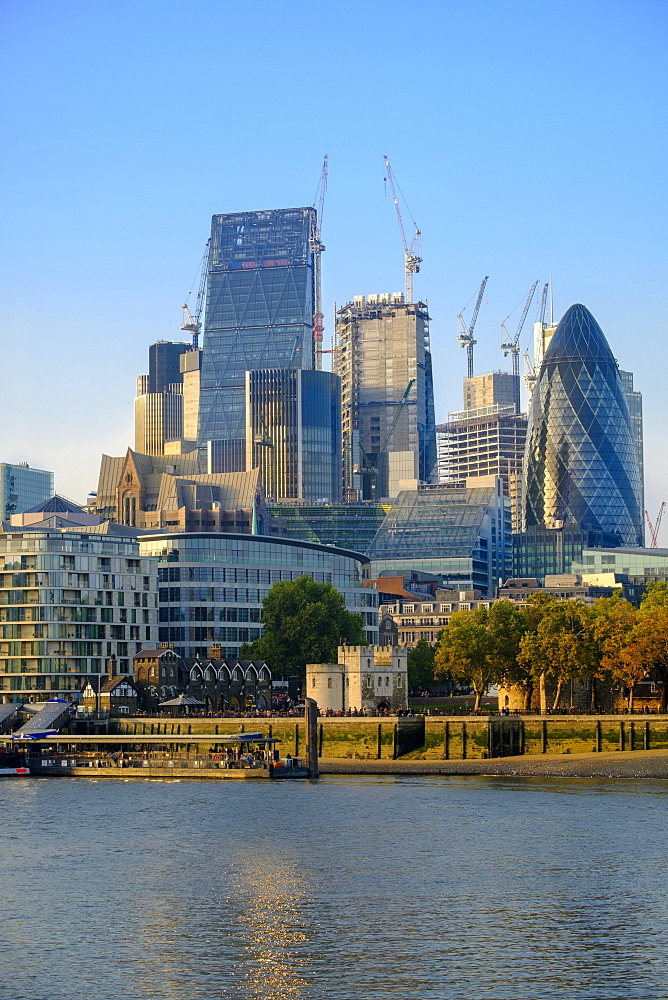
[{"left": 107, "top": 653, "right": 117, "bottom": 679}]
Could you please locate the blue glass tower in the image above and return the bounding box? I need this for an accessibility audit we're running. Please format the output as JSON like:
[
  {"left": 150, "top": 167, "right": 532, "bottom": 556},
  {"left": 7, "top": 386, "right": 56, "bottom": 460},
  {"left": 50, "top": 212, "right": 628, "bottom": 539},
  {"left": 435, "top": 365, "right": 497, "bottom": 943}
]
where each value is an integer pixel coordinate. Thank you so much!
[
  {"left": 197, "top": 208, "right": 317, "bottom": 469},
  {"left": 523, "top": 304, "right": 643, "bottom": 546}
]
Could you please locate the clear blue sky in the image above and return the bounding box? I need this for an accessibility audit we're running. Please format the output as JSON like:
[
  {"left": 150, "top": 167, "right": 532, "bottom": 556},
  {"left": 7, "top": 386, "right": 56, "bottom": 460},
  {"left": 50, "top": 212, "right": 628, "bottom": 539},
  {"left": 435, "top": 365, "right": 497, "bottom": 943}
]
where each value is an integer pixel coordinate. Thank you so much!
[{"left": 1, "top": 0, "right": 666, "bottom": 535}]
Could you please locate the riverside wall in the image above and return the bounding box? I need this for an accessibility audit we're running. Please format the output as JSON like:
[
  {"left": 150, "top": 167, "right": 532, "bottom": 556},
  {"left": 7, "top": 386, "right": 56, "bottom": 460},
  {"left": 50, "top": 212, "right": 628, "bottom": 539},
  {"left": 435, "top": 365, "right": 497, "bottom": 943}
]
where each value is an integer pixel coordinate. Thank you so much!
[{"left": 115, "top": 715, "right": 668, "bottom": 760}]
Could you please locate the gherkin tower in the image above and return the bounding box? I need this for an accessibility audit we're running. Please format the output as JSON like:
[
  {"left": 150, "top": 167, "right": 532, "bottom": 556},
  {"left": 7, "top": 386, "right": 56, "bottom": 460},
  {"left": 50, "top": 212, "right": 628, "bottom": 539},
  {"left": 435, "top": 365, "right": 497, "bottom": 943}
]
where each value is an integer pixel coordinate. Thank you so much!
[{"left": 523, "top": 304, "right": 643, "bottom": 546}]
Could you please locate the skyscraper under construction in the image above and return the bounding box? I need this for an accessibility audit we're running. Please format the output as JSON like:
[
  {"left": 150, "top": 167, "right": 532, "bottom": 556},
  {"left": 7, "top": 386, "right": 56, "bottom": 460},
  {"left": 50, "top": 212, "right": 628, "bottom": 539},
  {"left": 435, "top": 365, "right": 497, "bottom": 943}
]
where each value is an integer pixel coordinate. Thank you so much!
[{"left": 333, "top": 294, "right": 437, "bottom": 499}]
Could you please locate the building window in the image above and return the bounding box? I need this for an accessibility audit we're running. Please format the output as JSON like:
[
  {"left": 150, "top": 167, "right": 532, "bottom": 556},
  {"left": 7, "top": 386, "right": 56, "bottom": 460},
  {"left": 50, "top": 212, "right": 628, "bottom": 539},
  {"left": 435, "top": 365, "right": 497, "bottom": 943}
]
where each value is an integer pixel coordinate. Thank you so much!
[{"left": 327, "top": 677, "right": 332, "bottom": 689}]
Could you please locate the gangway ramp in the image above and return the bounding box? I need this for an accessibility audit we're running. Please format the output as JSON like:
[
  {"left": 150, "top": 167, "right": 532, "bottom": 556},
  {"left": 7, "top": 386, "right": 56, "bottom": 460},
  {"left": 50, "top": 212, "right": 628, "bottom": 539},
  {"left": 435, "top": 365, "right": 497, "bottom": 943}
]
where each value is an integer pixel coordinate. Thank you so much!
[
  {"left": 0, "top": 704, "right": 20, "bottom": 735},
  {"left": 10, "top": 699, "right": 71, "bottom": 740}
]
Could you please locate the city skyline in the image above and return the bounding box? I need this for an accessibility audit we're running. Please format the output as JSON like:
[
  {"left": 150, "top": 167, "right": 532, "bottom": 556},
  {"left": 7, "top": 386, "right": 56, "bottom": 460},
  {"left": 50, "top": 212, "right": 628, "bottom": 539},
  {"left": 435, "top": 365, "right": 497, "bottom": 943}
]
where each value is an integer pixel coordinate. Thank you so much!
[{"left": 1, "top": 0, "right": 666, "bottom": 535}]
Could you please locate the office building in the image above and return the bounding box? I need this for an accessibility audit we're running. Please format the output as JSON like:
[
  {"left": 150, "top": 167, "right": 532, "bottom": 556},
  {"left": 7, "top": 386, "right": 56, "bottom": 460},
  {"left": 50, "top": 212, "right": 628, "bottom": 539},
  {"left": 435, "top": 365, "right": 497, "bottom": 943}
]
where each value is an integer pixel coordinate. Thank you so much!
[
  {"left": 512, "top": 524, "right": 620, "bottom": 581},
  {"left": 135, "top": 341, "right": 198, "bottom": 456},
  {"left": 266, "top": 500, "right": 389, "bottom": 553},
  {"left": 138, "top": 533, "right": 378, "bottom": 660},
  {"left": 463, "top": 372, "right": 516, "bottom": 411},
  {"left": 0, "top": 527, "right": 158, "bottom": 703},
  {"left": 148, "top": 341, "right": 191, "bottom": 394},
  {"left": 523, "top": 304, "right": 643, "bottom": 547},
  {"left": 245, "top": 368, "right": 341, "bottom": 501},
  {"left": 366, "top": 478, "right": 511, "bottom": 597},
  {"left": 379, "top": 590, "right": 491, "bottom": 647},
  {"left": 197, "top": 208, "right": 318, "bottom": 468},
  {"left": 0, "top": 463, "right": 53, "bottom": 522},
  {"left": 619, "top": 370, "right": 644, "bottom": 523},
  {"left": 437, "top": 404, "right": 527, "bottom": 532},
  {"left": 134, "top": 383, "right": 183, "bottom": 456},
  {"left": 333, "top": 294, "right": 437, "bottom": 499}
]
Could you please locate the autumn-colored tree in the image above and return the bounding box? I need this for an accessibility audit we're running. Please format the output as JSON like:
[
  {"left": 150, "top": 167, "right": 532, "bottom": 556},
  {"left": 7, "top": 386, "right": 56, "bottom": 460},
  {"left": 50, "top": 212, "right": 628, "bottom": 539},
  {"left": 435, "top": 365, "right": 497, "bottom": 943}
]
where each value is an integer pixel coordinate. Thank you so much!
[
  {"left": 593, "top": 594, "right": 640, "bottom": 711},
  {"left": 604, "top": 583, "right": 668, "bottom": 711}
]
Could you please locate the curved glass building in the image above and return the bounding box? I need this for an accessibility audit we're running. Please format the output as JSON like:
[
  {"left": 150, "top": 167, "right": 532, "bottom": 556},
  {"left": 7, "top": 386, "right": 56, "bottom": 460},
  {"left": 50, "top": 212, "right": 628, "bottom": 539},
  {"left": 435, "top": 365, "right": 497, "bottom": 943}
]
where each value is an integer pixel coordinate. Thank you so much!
[
  {"left": 523, "top": 304, "right": 643, "bottom": 546},
  {"left": 138, "top": 532, "right": 378, "bottom": 660}
]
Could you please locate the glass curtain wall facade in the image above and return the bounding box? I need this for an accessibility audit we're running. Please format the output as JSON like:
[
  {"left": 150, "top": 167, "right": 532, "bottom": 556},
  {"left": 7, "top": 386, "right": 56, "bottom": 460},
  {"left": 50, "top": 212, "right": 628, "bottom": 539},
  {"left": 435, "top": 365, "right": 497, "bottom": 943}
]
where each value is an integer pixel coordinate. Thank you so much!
[
  {"left": 139, "top": 533, "right": 378, "bottom": 660},
  {"left": 148, "top": 341, "right": 190, "bottom": 394},
  {"left": 366, "top": 480, "right": 511, "bottom": 597},
  {"left": 1, "top": 463, "right": 54, "bottom": 521},
  {"left": 198, "top": 208, "right": 317, "bottom": 468},
  {"left": 619, "top": 370, "right": 644, "bottom": 528},
  {"left": 523, "top": 304, "right": 643, "bottom": 546},
  {"left": 246, "top": 369, "right": 341, "bottom": 502},
  {"left": 266, "top": 501, "right": 389, "bottom": 552}
]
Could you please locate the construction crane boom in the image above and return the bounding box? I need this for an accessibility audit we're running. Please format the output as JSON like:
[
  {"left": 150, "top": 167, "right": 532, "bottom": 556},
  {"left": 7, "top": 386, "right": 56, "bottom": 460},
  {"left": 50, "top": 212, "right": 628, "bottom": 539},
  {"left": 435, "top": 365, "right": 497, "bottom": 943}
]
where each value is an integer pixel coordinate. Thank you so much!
[
  {"left": 523, "top": 280, "right": 550, "bottom": 396},
  {"left": 181, "top": 239, "right": 211, "bottom": 349},
  {"left": 501, "top": 279, "right": 539, "bottom": 413},
  {"left": 645, "top": 502, "right": 666, "bottom": 547},
  {"left": 383, "top": 154, "right": 422, "bottom": 304},
  {"left": 457, "top": 276, "right": 489, "bottom": 379},
  {"left": 311, "top": 154, "right": 328, "bottom": 367}
]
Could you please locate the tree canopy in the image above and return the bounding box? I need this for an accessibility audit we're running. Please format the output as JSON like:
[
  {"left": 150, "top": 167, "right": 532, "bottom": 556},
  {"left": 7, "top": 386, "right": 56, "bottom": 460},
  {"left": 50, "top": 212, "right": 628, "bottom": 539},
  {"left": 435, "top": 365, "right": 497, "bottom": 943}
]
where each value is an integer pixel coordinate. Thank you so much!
[
  {"left": 240, "top": 575, "right": 365, "bottom": 677},
  {"left": 407, "top": 638, "right": 439, "bottom": 690},
  {"left": 431, "top": 584, "right": 668, "bottom": 712}
]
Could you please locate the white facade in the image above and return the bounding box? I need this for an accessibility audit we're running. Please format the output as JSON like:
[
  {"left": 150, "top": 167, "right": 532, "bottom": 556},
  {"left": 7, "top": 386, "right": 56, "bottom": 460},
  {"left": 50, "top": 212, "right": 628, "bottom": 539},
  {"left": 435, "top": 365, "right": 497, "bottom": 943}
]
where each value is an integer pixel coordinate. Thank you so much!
[{"left": 307, "top": 645, "right": 408, "bottom": 714}]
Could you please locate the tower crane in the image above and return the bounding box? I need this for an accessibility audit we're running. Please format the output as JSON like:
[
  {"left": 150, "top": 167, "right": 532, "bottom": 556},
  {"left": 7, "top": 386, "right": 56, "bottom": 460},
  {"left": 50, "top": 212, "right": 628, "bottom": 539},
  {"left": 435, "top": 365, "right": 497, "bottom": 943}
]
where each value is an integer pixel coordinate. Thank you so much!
[
  {"left": 644, "top": 502, "right": 666, "bottom": 547},
  {"left": 382, "top": 154, "right": 422, "bottom": 304},
  {"left": 311, "top": 155, "right": 328, "bottom": 367},
  {"left": 457, "top": 276, "right": 488, "bottom": 379},
  {"left": 500, "top": 279, "right": 539, "bottom": 413},
  {"left": 523, "top": 280, "right": 550, "bottom": 395},
  {"left": 181, "top": 239, "right": 211, "bottom": 349}
]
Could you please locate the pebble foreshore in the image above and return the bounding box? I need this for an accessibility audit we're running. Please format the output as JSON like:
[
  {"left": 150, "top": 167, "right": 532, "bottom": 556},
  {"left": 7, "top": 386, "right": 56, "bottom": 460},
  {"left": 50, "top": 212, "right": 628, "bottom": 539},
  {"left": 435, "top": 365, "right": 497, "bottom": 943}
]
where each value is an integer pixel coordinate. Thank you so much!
[{"left": 319, "top": 749, "right": 668, "bottom": 779}]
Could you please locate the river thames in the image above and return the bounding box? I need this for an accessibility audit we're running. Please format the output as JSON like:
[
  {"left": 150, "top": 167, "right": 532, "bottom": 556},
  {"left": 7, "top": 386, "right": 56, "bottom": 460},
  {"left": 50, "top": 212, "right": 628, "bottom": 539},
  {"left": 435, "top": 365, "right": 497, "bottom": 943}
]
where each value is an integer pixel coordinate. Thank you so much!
[{"left": 1, "top": 775, "right": 666, "bottom": 1000}]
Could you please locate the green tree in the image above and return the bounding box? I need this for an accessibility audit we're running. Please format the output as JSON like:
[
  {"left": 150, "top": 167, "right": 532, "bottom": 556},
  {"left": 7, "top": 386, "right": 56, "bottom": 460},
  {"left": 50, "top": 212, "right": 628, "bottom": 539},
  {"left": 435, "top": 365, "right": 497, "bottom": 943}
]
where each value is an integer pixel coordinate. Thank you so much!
[
  {"left": 518, "top": 599, "right": 599, "bottom": 710},
  {"left": 240, "top": 575, "right": 365, "bottom": 677},
  {"left": 407, "top": 638, "right": 439, "bottom": 691},
  {"left": 593, "top": 594, "right": 640, "bottom": 711},
  {"left": 513, "top": 593, "right": 559, "bottom": 710},
  {"left": 635, "top": 582, "right": 668, "bottom": 710},
  {"left": 485, "top": 600, "right": 529, "bottom": 707},
  {"left": 434, "top": 606, "right": 500, "bottom": 711}
]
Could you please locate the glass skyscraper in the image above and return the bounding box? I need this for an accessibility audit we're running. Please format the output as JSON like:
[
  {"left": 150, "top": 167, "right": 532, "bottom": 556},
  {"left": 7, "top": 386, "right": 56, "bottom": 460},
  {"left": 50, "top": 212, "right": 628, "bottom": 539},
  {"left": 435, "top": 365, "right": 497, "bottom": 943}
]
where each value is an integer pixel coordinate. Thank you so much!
[
  {"left": 198, "top": 208, "right": 317, "bottom": 468},
  {"left": 523, "top": 303, "right": 643, "bottom": 546},
  {"left": 245, "top": 369, "right": 341, "bottom": 501},
  {"left": 0, "top": 462, "right": 53, "bottom": 521}
]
